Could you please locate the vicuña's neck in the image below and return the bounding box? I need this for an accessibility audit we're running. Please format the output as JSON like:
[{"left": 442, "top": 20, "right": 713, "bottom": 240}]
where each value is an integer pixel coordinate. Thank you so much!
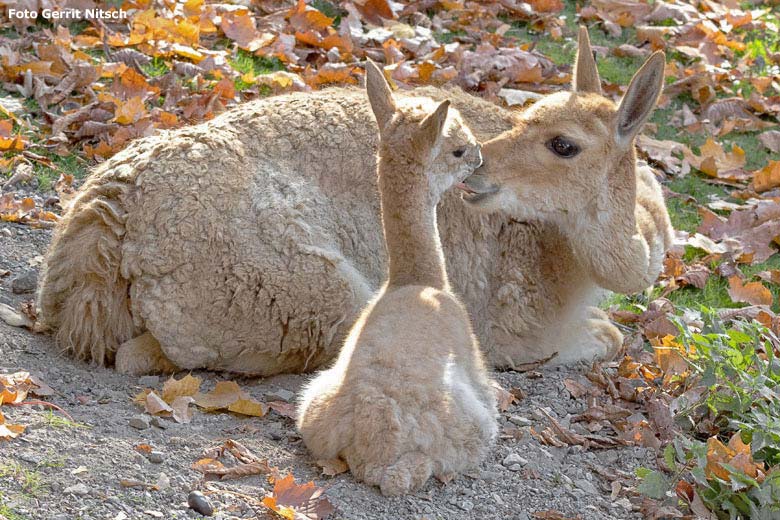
[{"left": 378, "top": 164, "right": 449, "bottom": 290}]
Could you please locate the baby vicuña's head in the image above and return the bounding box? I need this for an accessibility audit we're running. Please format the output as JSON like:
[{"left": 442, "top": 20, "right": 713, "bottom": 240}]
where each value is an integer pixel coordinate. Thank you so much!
[{"left": 365, "top": 60, "right": 482, "bottom": 200}]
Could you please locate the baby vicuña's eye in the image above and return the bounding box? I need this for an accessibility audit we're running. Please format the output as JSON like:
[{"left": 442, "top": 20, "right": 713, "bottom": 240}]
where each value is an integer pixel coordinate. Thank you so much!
[
  {"left": 453, "top": 147, "right": 466, "bottom": 158},
  {"left": 546, "top": 136, "right": 580, "bottom": 158}
]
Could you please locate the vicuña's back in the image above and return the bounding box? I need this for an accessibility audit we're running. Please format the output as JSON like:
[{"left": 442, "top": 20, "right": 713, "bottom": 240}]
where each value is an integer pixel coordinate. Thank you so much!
[{"left": 296, "top": 62, "right": 497, "bottom": 496}]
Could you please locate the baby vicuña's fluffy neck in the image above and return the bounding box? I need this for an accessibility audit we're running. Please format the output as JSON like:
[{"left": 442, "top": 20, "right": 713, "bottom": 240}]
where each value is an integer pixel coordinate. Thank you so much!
[{"left": 377, "top": 153, "right": 449, "bottom": 290}]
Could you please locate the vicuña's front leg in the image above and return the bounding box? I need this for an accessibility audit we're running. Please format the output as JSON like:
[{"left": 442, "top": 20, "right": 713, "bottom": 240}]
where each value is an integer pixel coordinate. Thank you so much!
[{"left": 573, "top": 164, "right": 673, "bottom": 295}]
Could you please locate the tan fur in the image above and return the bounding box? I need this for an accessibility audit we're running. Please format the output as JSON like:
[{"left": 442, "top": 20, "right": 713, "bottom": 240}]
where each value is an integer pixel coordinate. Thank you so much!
[
  {"left": 297, "top": 63, "right": 496, "bottom": 495},
  {"left": 461, "top": 40, "right": 672, "bottom": 363},
  {"left": 37, "top": 28, "right": 673, "bottom": 374}
]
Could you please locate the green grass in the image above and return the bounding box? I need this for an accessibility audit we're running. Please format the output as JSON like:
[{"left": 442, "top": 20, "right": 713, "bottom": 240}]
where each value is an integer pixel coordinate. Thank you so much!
[
  {"left": 42, "top": 411, "right": 89, "bottom": 430},
  {"left": 140, "top": 57, "right": 170, "bottom": 78},
  {"left": 230, "top": 50, "right": 285, "bottom": 91},
  {"left": 310, "top": 0, "right": 344, "bottom": 27},
  {"left": 230, "top": 50, "right": 284, "bottom": 77},
  {"left": 0, "top": 462, "right": 45, "bottom": 497},
  {"left": 433, "top": 29, "right": 467, "bottom": 44},
  {"left": 0, "top": 495, "right": 29, "bottom": 520}
]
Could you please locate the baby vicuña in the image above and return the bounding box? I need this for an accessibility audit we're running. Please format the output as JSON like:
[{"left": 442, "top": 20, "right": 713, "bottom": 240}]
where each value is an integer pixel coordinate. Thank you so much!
[{"left": 296, "top": 61, "right": 497, "bottom": 496}]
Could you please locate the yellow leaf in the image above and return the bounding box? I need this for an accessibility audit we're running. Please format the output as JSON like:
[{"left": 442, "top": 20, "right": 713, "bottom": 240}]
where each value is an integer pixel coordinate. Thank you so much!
[
  {"left": 752, "top": 161, "right": 780, "bottom": 193},
  {"left": 161, "top": 374, "right": 201, "bottom": 404},
  {"left": 171, "top": 44, "right": 204, "bottom": 62},
  {"left": 113, "top": 96, "right": 146, "bottom": 125},
  {"left": 193, "top": 381, "right": 247, "bottom": 410},
  {"left": 183, "top": 0, "right": 204, "bottom": 17},
  {"left": 228, "top": 398, "right": 268, "bottom": 417}
]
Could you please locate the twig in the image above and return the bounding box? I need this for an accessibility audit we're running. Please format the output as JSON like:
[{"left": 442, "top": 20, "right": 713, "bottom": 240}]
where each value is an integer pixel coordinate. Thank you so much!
[{"left": 10, "top": 400, "right": 74, "bottom": 422}]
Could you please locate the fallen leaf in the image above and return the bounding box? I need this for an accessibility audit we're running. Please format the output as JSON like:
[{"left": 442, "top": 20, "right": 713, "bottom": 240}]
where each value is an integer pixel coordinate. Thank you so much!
[
  {"left": 262, "top": 473, "right": 335, "bottom": 520},
  {"left": 193, "top": 381, "right": 248, "bottom": 411},
  {"left": 227, "top": 398, "right": 268, "bottom": 417},
  {"left": 752, "top": 161, "right": 780, "bottom": 193},
  {"left": 759, "top": 131, "right": 780, "bottom": 154},
  {"left": 161, "top": 374, "right": 201, "bottom": 404},
  {"left": 727, "top": 276, "right": 773, "bottom": 306},
  {"left": 0, "top": 410, "right": 25, "bottom": 440}
]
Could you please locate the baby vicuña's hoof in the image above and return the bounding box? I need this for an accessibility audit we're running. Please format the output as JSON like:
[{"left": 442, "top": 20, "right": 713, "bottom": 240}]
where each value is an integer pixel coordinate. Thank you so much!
[
  {"left": 115, "top": 332, "right": 178, "bottom": 375},
  {"left": 585, "top": 313, "right": 623, "bottom": 362}
]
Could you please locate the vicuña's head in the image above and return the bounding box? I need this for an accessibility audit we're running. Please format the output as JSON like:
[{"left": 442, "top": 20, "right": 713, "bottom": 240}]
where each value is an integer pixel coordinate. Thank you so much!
[
  {"left": 365, "top": 60, "right": 483, "bottom": 201},
  {"left": 460, "top": 27, "right": 666, "bottom": 224}
]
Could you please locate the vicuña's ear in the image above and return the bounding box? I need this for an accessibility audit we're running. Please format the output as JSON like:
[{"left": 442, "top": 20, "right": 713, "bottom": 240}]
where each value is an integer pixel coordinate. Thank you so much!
[
  {"left": 365, "top": 59, "right": 395, "bottom": 131},
  {"left": 614, "top": 51, "right": 665, "bottom": 147},
  {"left": 417, "top": 100, "right": 450, "bottom": 152},
  {"left": 574, "top": 26, "right": 601, "bottom": 94}
]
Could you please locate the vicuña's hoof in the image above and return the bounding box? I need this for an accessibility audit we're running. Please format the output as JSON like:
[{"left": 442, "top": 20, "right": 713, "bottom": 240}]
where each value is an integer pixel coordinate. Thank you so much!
[{"left": 115, "top": 332, "right": 178, "bottom": 375}]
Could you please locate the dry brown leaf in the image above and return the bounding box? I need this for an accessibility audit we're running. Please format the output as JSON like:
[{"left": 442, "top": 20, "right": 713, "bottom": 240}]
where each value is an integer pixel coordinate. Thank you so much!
[
  {"left": 192, "top": 440, "right": 277, "bottom": 481},
  {"left": 161, "top": 374, "right": 201, "bottom": 404},
  {"left": 171, "top": 396, "right": 195, "bottom": 424},
  {"left": 682, "top": 138, "right": 748, "bottom": 181},
  {"left": 0, "top": 410, "right": 25, "bottom": 440},
  {"left": 113, "top": 96, "right": 146, "bottom": 125},
  {"left": 143, "top": 390, "right": 173, "bottom": 416},
  {"left": 227, "top": 398, "right": 268, "bottom": 417},
  {"left": 193, "top": 381, "right": 248, "bottom": 411},
  {"left": 727, "top": 276, "right": 773, "bottom": 306},
  {"left": 492, "top": 382, "right": 517, "bottom": 412},
  {"left": 268, "top": 400, "right": 298, "bottom": 419},
  {"left": 261, "top": 473, "right": 335, "bottom": 520},
  {"left": 752, "top": 161, "right": 780, "bottom": 193},
  {"left": 759, "top": 131, "right": 780, "bottom": 154},
  {"left": 705, "top": 433, "right": 765, "bottom": 482}
]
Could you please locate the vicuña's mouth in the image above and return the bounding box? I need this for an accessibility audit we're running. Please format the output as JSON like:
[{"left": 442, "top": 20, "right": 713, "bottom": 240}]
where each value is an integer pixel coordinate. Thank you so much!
[{"left": 455, "top": 173, "right": 500, "bottom": 203}]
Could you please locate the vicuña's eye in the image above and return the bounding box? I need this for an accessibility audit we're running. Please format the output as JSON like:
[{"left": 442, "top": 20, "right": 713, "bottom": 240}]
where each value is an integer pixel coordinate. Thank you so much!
[
  {"left": 453, "top": 147, "right": 466, "bottom": 158},
  {"left": 546, "top": 136, "right": 580, "bottom": 158}
]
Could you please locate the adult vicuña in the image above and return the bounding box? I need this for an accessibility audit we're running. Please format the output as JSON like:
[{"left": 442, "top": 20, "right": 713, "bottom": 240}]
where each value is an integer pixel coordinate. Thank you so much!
[
  {"left": 458, "top": 28, "right": 674, "bottom": 363},
  {"left": 297, "top": 61, "right": 496, "bottom": 496},
  {"left": 37, "top": 27, "right": 672, "bottom": 375}
]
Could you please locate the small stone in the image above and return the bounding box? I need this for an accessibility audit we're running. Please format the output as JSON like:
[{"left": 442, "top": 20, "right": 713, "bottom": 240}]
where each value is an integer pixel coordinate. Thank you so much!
[
  {"left": 265, "top": 388, "right": 295, "bottom": 402},
  {"left": 156, "top": 472, "right": 170, "bottom": 490},
  {"left": 64, "top": 483, "right": 89, "bottom": 496},
  {"left": 129, "top": 415, "right": 150, "bottom": 430},
  {"left": 502, "top": 453, "right": 528, "bottom": 468},
  {"left": 148, "top": 451, "right": 165, "bottom": 464},
  {"left": 10, "top": 270, "right": 37, "bottom": 294},
  {"left": 188, "top": 490, "right": 214, "bottom": 516},
  {"left": 457, "top": 500, "right": 474, "bottom": 512},
  {"left": 150, "top": 416, "right": 168, "bottom": 429},
  {"left": 615, "top": 498, "right": 633, "bottom": 510},
  {"left": 575, "top": 478, "right": 599, "bottom": 495},
  {"left": 508, "top": 415, "right": 532, "bottom": 427},
  {"left": 0, "top": 228, "right": 11, "bottom": 237},
  {"left": 138, "top": 375, "right": 160, "bottom": 387},
  {"left": 479, "top": 470, "right": 501, "bottom": 482}
]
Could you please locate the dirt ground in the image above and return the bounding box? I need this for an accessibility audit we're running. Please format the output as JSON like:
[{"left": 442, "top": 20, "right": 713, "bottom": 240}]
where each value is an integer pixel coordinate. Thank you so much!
[{"left": 0, "top": 218, "right": 653, "bottom": 520}]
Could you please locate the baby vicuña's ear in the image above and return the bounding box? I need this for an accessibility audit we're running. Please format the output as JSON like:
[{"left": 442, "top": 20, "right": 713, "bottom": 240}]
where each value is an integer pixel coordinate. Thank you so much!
[
  {"left": 573, "top": 26, "right": 601, "bottom": 95},
  {"left": 614, "top": 51, "right": 666, "bottom": 147},
  {"left": 416, "top": 100, "right": 450, "bottom": 153},
  {"left": 365, "top": 59, "right": 396, "bottom": 131}
]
